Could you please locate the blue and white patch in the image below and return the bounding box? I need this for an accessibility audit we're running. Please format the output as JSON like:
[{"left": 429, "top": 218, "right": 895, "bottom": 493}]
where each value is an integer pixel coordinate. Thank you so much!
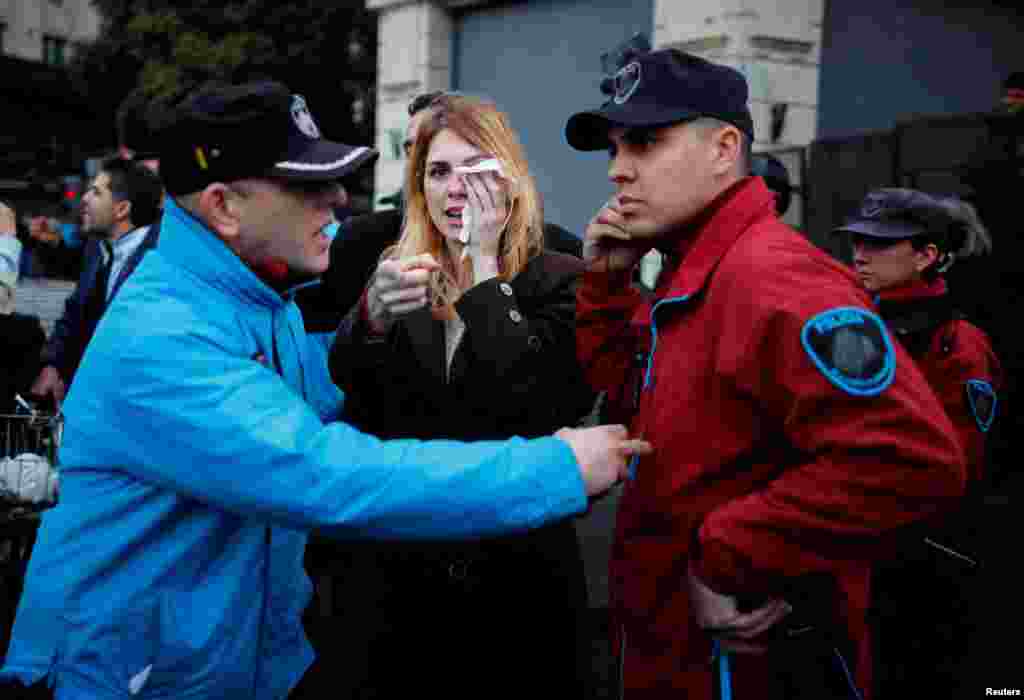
[
  {"left": 965, "top": 379, "right": 997, "bottom": 433},
  {"left": 801, "top": 307, "right": 895, "bottom": 396}
]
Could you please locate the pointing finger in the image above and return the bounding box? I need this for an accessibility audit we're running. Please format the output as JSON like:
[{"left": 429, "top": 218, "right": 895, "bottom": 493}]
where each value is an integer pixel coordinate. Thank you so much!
[
  {"left": 398, "top": 268, "right": 434, "bottom": 287},
  {"left": 389, "top": 298, "right": 430, "bottom": 315},
  {"left": 379, "top": 287, "right": 429, "bottom": 306},
  {"left": 399, "top": 254, "right": 440, "bottom": 272},
  {"left": 618, "top": 439, "right": 653, "bottom": 457},
  {"left": 377, "top": 259, "right": 405, "bottom": 281}
]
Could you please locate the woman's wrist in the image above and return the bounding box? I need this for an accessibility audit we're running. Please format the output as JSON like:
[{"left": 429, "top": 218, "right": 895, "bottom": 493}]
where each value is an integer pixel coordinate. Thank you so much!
[{"left": 360, "top": 291, "right": 392, "bottom": 336}]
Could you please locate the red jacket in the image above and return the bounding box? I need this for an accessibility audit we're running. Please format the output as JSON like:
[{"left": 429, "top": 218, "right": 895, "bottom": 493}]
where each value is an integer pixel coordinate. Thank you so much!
[
  {"left": 577, "top": 178, "right": 966, "bottom": 699},
  {"left": 877, "top": 279, "right": 1002, "bottom": 484}
]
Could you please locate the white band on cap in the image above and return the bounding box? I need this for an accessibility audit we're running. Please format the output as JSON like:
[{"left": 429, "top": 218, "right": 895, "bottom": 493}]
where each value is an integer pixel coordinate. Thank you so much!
[{"left": 275, "top": 146, "right": 372, "bottom": 172}]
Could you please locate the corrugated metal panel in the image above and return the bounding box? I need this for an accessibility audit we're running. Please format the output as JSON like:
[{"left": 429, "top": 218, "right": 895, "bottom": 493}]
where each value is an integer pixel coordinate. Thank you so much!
[{"left": 453, "top": 0, "right": 654, "bottom": 239}]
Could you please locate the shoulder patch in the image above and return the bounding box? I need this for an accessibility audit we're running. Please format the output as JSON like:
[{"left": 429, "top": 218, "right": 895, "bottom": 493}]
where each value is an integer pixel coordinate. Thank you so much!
[
  {"left": 801, "top": 307, "right": 895, "bottom": 396},
  {"left": 965, "top": 379, "right": 997, "bottom": 433}
]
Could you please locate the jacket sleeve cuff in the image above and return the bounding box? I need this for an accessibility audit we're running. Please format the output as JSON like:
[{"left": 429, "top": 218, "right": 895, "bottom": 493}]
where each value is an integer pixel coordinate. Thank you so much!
[
  {"left": 580, "top": 268, "right": 635, "bottom": 298},
  {"left": 691, "top": 520, "right": 774, "bottom": 599},
  {"left": 525, "top": 436, "right": 589, "bottom": 522}
]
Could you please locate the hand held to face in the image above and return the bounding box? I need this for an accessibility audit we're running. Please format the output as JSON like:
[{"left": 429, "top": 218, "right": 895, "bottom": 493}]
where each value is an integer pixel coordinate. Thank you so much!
[
  {"left": 583, "top": 197, "right": 651, "bottom": 274},
  {"left": 365, "top": 254, "right": 441, "bottom": 335},
  {"left": 555, "top": 424, "right": 653, "bottom": 496},
  {"left": 457, "top": 169, "right": 510, "bottom": 260}
]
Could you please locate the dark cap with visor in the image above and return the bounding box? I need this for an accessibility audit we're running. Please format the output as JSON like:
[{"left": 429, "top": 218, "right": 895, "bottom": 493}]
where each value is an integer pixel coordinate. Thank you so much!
[
  {"left": 565, "top": 48, "right": 754, "bottom": 151},
  {"left": 156, "top": 81, "right": 378, "bottom": 196},
  {"left": 833, "top": 189, "right": 950, "bottom": 240}
]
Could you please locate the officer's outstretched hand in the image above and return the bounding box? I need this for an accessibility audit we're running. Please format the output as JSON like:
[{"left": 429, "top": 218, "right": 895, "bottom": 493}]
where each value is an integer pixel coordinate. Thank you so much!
[
  {"left": 555, "top": 424, "right": 652, "bottom": 496},
  {"left": 688, "top": 562, "right": 792, "bottom": 654},
  {"left": 583, "top": 196, "right": 651, "bottom": 273}
]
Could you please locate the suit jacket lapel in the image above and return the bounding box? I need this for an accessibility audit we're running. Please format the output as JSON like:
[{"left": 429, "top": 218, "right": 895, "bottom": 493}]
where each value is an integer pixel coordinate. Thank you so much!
[{"left": 109, "top": 224, "right": 159, "bottom": 301}]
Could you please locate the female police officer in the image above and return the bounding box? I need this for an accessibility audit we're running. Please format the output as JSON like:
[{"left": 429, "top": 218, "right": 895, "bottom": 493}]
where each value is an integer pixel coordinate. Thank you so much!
[
  {"left": 840, "top": 188, "right": 1001, "bottom": 484},
  {"left": 837, "top": 188, "right": 1002, "bottom": 699}
]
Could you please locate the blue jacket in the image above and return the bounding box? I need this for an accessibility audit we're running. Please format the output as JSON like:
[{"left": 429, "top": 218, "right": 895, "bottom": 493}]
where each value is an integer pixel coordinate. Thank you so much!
[
  {"left": 1, "top": 197, "right": 586, "bottom": 699},
  {"left": 41, "top": 222, "right": 160, "bottom": 384}
]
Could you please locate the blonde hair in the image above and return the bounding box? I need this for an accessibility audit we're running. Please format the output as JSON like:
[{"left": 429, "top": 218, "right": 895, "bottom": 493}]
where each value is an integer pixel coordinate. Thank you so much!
[{"left": 392, "top": 94, "right": 544, "bottom": 318}]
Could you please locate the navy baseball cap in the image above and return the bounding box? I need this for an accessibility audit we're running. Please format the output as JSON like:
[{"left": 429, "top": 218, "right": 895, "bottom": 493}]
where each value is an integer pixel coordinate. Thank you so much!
[
  {"left": 833, "top": 188, "right": 948, "bottom": 240},
  {"left": 156, "top": 81, "right": 378, "bottom": 196},
  {"left": 566, "top": 49, "right": 754, "bottom": 151}
]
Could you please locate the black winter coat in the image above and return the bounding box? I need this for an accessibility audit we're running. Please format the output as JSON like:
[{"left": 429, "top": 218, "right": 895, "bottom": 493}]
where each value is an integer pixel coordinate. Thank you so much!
[
  {"left": 326, "top": 250, "right": 596, "bottom": 699},
  {"left": 1, "top": 313, "right": 45, "bottom": 413},
  {"left": 330, "top": 250, "right": 594, "bottom": 439}
]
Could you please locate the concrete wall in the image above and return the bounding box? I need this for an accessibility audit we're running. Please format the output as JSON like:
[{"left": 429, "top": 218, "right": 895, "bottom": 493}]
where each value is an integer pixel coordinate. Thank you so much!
[
  {"left": 0, "top": 0, "right": 100, "bottom": 63},
  {"left": 368, "top": 0, "right": 825, "bottom": 207},
  {"left": 655, "top": 0, "right": 824, "bottom": 151},
  {"left": 368, "top": 0, "right": 454, "bottom": 206}
]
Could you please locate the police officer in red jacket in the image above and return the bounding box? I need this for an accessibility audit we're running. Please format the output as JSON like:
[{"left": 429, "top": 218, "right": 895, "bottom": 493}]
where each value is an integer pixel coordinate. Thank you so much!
[
  {"left": 839, "top": 188, "right": 1001, "bottom": 484},
  {"left": 566, "top": 47, "right": 966, "bottom": 699},
  {"left": 836, "top": 188, "right": 1002, "bottom": 699}
]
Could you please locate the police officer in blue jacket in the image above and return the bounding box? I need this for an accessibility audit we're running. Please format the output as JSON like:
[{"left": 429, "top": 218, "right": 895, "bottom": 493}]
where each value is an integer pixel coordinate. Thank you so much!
[{"left": 0, "top": 81, "right": 649, "bottom": 700}]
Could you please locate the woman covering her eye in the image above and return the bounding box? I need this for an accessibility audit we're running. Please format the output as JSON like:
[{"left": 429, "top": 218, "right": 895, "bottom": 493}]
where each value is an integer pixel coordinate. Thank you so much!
[{"left": 328, "top": 94, "right": 596, "bottom": 699}]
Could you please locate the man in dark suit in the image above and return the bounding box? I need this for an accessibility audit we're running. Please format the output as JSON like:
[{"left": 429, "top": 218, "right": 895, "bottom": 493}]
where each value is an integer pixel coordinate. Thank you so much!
[{"left": 30, "top": 158, "right": 163, "bottom": 404}]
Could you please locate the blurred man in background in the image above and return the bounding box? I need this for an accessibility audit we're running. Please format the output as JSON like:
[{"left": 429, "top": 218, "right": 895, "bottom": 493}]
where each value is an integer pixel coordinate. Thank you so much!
[{"left": 29, "top": 158, "right": 162, "bottom": 404}]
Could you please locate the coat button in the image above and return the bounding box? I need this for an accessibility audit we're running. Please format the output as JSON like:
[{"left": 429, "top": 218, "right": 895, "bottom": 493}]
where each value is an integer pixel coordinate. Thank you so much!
[
  {"left": 499, "top": 283, "right": 513, "bottom": 297},
  {"left": 509, "top": 309, "right": 522, "bottom": 323},
  {"left": 528, "top": 335, "right": 541, "bottom": 350}
]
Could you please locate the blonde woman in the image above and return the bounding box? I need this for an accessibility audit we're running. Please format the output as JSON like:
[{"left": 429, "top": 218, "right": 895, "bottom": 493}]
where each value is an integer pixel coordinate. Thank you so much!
[{"left": 329, "top": 94, "right": 594, "bottom": 698}]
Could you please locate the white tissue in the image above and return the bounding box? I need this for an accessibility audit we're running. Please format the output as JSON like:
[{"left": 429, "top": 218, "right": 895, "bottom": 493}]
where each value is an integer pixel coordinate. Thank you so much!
[
  {"left": 460, "top": 206, "right": 472, "bottom": 245},
  {"left": 453, "top": 158, "right": 508, "bottom": 262},
  {"left": 453, "top": 158, "right": 505, "bottom": 178},
  {"left": 1, "top": 453, "right": 59, "bottom": 505}
]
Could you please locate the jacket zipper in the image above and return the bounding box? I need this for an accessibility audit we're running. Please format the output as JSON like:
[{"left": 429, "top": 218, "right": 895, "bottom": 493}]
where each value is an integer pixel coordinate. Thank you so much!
[{"left": 628, "top": 294, "right": 691, "bottom": 479}]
